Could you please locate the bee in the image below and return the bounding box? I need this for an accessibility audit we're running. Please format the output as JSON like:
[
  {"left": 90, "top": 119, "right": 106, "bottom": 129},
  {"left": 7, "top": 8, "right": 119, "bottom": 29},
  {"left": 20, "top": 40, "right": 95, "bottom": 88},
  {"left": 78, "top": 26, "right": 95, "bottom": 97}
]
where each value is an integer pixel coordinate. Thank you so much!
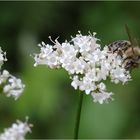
[{"left": 108, "top": 40, "right": 140, "bottom": 71}]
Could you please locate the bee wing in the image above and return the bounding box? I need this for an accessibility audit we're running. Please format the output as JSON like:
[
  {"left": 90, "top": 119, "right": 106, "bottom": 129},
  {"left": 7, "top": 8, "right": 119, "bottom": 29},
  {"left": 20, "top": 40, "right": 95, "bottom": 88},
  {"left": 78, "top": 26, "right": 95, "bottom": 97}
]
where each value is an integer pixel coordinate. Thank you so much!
[{"left": 125, "top": 24, "right": 136, "bottom": 55}]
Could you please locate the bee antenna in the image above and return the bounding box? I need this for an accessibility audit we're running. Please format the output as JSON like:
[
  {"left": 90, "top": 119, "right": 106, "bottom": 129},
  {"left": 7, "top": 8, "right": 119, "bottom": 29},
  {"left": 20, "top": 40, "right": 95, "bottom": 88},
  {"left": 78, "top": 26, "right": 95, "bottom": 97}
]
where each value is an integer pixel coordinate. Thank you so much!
[
  {"left": 125, "top": 24, "right": 135, "bottom": 54},
  {"left": 125, "top": 24, "right": 134, "bottom": 46}
]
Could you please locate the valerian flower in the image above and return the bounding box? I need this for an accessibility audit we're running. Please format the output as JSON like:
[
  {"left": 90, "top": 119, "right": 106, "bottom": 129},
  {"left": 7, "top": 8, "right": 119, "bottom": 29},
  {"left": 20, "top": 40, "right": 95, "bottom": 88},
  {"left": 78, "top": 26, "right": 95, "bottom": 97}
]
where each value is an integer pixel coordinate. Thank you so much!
[
  {"left": 34, "top": 32, "right": 131, "bottom": 104},
  {"left": 0, "top": 48, "right": 25, "bottom": 100},
  {"left": 2, "top": 71, "right": 25, "bottom": 100},
  {"left": 0, "top": 118, "right": 31, "bottom": 140}
]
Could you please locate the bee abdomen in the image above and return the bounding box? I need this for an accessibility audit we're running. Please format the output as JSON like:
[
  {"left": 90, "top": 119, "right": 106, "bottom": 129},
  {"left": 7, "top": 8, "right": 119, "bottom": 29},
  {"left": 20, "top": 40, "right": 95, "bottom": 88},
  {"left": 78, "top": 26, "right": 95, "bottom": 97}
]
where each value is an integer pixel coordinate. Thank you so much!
[{"left": 108, "top": 40, "right": 131, "bottom": 53}]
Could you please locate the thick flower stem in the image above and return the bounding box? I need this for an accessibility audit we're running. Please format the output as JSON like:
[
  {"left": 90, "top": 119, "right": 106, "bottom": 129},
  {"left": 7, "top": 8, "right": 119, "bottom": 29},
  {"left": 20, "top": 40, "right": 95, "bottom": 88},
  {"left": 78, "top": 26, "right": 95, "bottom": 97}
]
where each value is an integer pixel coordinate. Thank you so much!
[{"left": 74, "top": 91, "right": 84, "bottom": 139}]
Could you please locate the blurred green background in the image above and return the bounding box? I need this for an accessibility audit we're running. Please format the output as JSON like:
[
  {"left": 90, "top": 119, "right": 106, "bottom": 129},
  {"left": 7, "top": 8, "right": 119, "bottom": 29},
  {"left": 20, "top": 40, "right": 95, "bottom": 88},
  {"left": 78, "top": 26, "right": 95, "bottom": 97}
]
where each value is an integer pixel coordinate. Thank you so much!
[{"left": 0, "top": 1, "right": 140, "bottom": 139}]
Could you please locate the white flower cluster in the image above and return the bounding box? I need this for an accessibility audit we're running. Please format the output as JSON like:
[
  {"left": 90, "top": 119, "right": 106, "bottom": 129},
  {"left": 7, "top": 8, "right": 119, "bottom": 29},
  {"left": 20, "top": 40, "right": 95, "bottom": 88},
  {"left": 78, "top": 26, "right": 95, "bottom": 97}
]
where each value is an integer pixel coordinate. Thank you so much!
[
  {"left": 0, "top": 70, "right": 25, "bottom": 100},
  {"left": 0, "top": 47, "right": 25, "bottom": 100},
  {"left": 34, "top": 32, "right": 131, "bottom": 104},
  {"left": 0, "top": 119, "right": 31, "bottom": 140}
]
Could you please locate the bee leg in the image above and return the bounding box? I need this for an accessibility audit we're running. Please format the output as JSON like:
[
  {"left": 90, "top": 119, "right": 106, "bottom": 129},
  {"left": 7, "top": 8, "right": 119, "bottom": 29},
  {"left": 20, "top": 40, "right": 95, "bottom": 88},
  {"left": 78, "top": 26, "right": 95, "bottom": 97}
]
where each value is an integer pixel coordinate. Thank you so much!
[{"left": 117, "top": 48, "right": 123, "bottom": 57}]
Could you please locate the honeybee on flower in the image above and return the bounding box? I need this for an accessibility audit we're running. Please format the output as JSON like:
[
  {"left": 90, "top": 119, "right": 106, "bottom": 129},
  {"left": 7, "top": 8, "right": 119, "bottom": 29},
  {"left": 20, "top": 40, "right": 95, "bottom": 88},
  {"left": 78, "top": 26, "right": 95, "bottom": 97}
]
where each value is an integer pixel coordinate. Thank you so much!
[{"left": 108, "top": 25, "right": 140, "bottom": 71}]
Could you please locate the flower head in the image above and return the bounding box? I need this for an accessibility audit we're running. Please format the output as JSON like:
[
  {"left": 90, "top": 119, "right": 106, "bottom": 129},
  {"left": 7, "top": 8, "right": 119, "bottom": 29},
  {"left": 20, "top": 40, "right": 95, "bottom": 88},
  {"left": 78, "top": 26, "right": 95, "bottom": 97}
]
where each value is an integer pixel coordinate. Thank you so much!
[
  {"left": 2, "top": 72, "right": 25, "bottom": 100},
  {"left": 0, "top": 118, "right": 31, "bottom": 140},
  {"left": 34, "top": 32, "right": 131, "bottom": 104}
]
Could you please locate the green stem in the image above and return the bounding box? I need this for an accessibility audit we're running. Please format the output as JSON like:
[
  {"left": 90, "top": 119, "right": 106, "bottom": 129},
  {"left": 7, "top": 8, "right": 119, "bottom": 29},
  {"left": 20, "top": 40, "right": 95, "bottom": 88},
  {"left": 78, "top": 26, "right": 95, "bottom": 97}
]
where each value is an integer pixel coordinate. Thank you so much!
[{"left": 74, "top": 91, "right": 84, "bottom": 139}]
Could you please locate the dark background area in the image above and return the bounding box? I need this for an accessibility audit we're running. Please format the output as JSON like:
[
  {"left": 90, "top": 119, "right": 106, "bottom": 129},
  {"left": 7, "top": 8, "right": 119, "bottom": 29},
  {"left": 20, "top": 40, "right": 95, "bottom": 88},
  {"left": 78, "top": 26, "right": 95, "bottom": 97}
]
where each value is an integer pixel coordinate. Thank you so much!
[{"left": 0, "top": 1, "right": 140, "bottom": 139}]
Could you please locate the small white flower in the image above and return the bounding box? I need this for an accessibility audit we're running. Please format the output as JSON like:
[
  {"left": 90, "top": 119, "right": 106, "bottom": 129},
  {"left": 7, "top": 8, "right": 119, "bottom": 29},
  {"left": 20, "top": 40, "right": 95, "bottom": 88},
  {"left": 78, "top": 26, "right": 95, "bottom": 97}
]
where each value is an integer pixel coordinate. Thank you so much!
[
  {"left": 0, "top": 119, "right": 31, "bottom": 140},
  {"left": 34, "top": 44, "right": 53, "bottom": 67},
  {"left": 78, "top": 76, "right": 97, "bottom": 94},
  {"left": 110, "top": 67, "right": 131, "bottom": 84},
  {"left": 3, "top": 75, "right": 25, "bottom": 100},
  {"left": 71, "top": 76, "right": 80, "bottom": 90},
  {"left": 72, "top": 32, "right": 100, "bottom": 53},
  {"left": 0, "top": 70, "right": 9, "bottom": 84},
  {"left": 0, "top": 70, "right": 25, "bottom": 100},
  {"left": 73, "top": 58, "right": 87, "bottom": 74},
  {"left": 91, "top": 92, "right": 113, "bottom": 104},
  {"left": 98, "top": 82, "right": 106, "bottom": 91}
]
